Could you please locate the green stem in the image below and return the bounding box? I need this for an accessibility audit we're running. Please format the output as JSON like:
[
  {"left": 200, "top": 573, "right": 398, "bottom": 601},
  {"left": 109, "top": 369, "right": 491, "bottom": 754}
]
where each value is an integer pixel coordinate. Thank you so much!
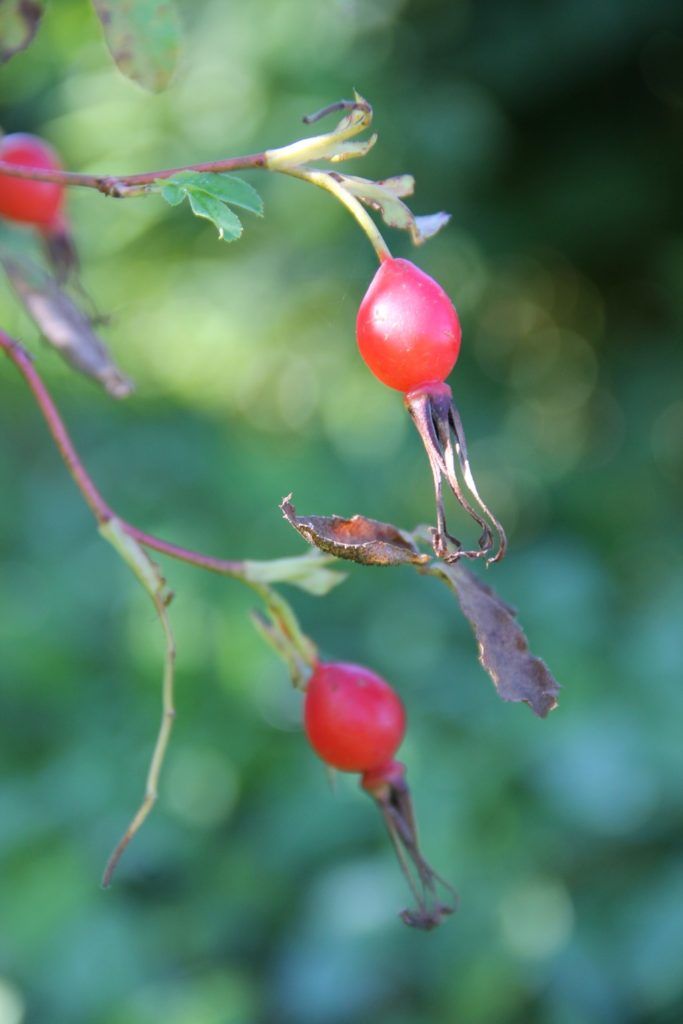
[{"left": 283, "top": 167, "right": 391, "bottom": 263}]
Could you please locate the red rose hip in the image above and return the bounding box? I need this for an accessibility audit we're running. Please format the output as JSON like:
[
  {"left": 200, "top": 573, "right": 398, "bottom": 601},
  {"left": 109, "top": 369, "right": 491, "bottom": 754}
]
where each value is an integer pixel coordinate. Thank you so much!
[
  {"left": 304, "top": 660, "right": 406, "bottom": 772},
  {"left": 356, "top": 257, "right": 461, "bottom": 392},
  {"left": 0, "top": 133, "right": 65, "bottom": 226}
]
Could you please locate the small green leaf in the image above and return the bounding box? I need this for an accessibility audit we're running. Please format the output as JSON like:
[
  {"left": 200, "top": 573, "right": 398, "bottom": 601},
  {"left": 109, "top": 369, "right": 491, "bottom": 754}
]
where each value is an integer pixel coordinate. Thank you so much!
[
  {"left": 188, "top": 192, "right": 242, "bottom": 242},
  {"left": 155, "top": 172, "right": 263, "bottom": 242},
  {"left": 165, "top": 172, "right": 263, "bottom": 215},
  {"left": 208, "top": 175, "right": 263, "bottom": 215},
  {"left": 91, "top": 0, "right": 181, "bottom": 93},
  {"left": 243, "top": 552, "right": 346, "bottom": 596},
  {"left": 160, "top": 183, "right": 185, "bottom": 206},
  {"left": 0, "top": 0, "right": 45, "bottom": 63}
]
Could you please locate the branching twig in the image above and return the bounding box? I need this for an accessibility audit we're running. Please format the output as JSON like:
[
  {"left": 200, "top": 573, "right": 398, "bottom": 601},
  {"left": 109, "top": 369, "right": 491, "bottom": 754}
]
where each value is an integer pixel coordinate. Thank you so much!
[{"left": 0, "top": 327, "right": 327, "bottom": 880}]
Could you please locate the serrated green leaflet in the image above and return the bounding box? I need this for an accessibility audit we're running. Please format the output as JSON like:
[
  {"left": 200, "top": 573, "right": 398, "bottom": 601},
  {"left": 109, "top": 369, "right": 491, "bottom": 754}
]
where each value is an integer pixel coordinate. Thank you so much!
[
  {"left": 164, "top": 172, "right": 263, "bottom": 215},
  {"left": 188, "top": 192, "right": 242, "bottom": 241},
  {"left": 160, "top": 183, "right": 185, "bottom": 206},
  {"left": 156, "top": 172, "right": 263, "bottom": 243}
]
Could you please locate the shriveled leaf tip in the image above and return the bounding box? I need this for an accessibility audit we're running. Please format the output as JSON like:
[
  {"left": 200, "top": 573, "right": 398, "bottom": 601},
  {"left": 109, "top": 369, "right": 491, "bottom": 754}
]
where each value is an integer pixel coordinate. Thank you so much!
[{"left": 434, "top": 562, "right": 560, "bottom": 718}]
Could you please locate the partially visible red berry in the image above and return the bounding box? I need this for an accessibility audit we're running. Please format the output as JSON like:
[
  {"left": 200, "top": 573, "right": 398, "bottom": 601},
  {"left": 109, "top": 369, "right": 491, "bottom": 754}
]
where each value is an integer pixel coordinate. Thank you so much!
[
  {"left": 0, "top": 133, "right": 65, "bottom": 226},
  {"left": 356, "top": 257, "right": 461, "bottom": 393},
  {"left": 303, "top": 661, "right": 406, "bottom": 773}
]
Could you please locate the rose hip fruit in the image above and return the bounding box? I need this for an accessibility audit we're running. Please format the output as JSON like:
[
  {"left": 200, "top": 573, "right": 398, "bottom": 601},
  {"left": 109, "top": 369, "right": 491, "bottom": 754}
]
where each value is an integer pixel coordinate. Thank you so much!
[
  {"left": 356, "top": 257, "right": 461, "bottom": 392},
  {"left": 0, "top": 133, "right": 65, "bottom": 226},
  {"left": 303, "top": 660, "right": 406, "bottom": 773}
]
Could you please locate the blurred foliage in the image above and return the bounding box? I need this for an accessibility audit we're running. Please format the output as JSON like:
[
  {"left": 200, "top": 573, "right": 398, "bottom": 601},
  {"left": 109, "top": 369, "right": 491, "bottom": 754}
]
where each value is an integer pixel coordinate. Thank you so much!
[{"left": 1, "top": 0, "right": 683, "bottom": 1022}]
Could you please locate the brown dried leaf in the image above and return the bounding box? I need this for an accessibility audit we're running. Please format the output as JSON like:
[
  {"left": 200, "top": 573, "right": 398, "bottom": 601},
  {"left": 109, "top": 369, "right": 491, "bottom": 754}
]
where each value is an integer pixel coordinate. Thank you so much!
[
  {"left": 91, "top": 0, "right": 181, "bottom": 93},
  {"left": 0, "top": 253, "right": 133, "bottom": 398},
  {"left": 280, "top": 497, "right": 430, "bottom": 567},
  {"left": 433, "top": 562, "right": 560, "bottom": 717},
  {"left": 0, "top": 0, "right": 45, "bottom": 63}
]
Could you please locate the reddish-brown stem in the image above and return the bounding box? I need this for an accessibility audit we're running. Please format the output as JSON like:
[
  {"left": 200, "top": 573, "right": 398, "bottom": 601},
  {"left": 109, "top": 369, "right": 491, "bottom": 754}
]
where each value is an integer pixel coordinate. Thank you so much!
[
  {"left": 122, "top": 526, "right": 243, "bottom": 578},
  {"left": 0, "top": 330, "right": 244, "bottom": 576},
  {"left": 0, "top": 331, "right": 113, "bottom": 520},
  {"left": 0, "top": 153, "right": 267, "bottom": 197}
]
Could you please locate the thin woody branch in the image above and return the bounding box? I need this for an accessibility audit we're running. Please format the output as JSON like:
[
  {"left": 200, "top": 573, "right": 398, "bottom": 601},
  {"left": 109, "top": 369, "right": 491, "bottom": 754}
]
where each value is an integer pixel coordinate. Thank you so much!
[
  {"left": 0, "top": 96, "right": 370, "bottom": 196},
  {"left": 0, "top": 153, "right": 268, "bottom": 196}
]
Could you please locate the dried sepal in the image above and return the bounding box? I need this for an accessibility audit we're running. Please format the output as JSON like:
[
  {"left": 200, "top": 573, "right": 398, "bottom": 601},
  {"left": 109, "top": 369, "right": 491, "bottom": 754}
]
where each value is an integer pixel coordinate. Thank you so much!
[
  {"left": 266, "top": 94, "right": 375, "bottom": 170},
  {"left": 405, "top": 382, "right": 506, "bottom": 564},
  {"left": 362, "top": 760, "right": 457, "bottom": 930},
  {"left": 332, "top": 172, "right": 450, "bottom": 245}
]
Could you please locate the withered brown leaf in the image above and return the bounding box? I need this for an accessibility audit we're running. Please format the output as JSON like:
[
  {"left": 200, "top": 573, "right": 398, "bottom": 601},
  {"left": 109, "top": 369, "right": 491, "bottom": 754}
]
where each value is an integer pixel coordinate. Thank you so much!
[
  {"left": 280, "top": 497, "right": 430, "bottom": 567},
  {"left": 1, "top": 253, "right": 132, "bottom": 398},
  {"left": 432, "top": 562, "right": 560, "bottom": 717},
  {"left": 0, "top": 0, "right": 45, "bottom": 64}
]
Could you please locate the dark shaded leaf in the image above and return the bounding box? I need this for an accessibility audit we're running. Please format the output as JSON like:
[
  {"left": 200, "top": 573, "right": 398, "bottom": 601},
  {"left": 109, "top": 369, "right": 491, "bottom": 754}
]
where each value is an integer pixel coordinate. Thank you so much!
[
  {"left": 91, "top": 0, "right": 181, "bottom": 93},
  {"left": 0, "top": 252, "right": 133, "bottom": 398},
  {"left": 0, "top": 0, "right": 44, "bottom": 63},
  {"left": 41, "top": 216, "right": 79, "bottom": 284},
  {"left": 432, "top": 562, "right": 560, "bottom": 717},
  {"left": 280, "top": 497, "right": 430, "bottom": 567}
]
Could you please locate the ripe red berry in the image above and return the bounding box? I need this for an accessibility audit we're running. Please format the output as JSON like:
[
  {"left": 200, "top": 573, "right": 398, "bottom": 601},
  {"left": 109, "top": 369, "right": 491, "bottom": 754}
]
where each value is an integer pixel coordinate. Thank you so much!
[
  {"left": 304, "top": 661, "right": 406, "bottom": 773},
  {"left": 356, "top": 257, "right": 461, "bottom": 393},
  {"left": 0, "top": 133, "right": 64, "bottom": 226}
]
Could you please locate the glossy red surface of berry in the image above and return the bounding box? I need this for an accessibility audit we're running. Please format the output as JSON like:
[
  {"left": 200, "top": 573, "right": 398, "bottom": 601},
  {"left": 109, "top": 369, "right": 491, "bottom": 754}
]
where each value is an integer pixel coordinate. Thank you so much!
[
  {"left": 356, "top": 257, "right": 461, "bottom": 392},
  {"left": 0, "top": 133, "right": 64, "bottom": 226},
  {"left": 304, "top": 661, "right": 406, "bottom": 773}
]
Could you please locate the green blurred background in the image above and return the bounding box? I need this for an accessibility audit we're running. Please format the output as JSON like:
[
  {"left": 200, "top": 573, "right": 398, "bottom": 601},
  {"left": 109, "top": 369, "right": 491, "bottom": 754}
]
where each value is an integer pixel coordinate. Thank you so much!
[{"left": 1, "top": 1, "right": 683, "bottom": 1021}]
